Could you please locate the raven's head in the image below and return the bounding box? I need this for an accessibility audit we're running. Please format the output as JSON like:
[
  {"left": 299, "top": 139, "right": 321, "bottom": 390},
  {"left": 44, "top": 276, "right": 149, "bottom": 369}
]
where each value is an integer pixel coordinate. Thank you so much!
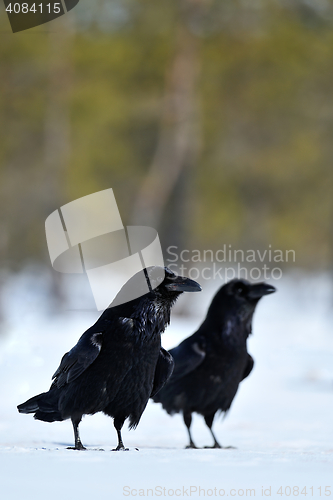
[
  {"left": 108, "top": 266, "right": 201, "bottom": 337},
  {"left": 109, "top": 266, "right": 201, "bottom": 309},
  {"left": 207, "top": 278, "right": 276, "bottom": 336},
  {"left": 146, "top": 266, "right": 202, "bottom": 299},
  {"left": 225, "top": 279, "right": 276, "bottom": 305}
]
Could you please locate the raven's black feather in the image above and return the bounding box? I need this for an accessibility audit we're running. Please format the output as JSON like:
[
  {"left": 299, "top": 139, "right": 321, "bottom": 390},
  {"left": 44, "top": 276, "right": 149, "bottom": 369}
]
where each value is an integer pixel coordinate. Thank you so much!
[
  {"left": 151, "top": 348, "right": 175, "bottom": 398},
  {"left": 153, "top": 278, "right": 276, "bottom": 448}
]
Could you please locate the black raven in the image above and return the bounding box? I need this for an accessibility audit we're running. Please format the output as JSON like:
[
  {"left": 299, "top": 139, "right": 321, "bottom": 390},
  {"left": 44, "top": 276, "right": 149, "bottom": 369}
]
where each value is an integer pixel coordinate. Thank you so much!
[
  {"left": 153, "top": 278, "right": 276, "bottom": 448},
  {"left": 18, "top": 266, "right": 201, "bottom": 450}
]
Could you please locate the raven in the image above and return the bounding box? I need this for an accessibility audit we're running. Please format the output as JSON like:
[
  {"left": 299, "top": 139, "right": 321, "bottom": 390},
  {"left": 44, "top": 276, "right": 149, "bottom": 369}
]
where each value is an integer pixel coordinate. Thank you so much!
[
  {"left": 18, "top": 266, "right": 201, "bottom": 450},
  {"left": 153, "top": 278, "right": 276, "bottom": 448}
]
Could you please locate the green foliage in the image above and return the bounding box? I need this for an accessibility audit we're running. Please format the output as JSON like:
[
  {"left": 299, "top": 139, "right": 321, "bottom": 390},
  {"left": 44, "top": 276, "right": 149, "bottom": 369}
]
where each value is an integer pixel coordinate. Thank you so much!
[{"left": 1, "top": 1, "right": 333, "bottom": 269}]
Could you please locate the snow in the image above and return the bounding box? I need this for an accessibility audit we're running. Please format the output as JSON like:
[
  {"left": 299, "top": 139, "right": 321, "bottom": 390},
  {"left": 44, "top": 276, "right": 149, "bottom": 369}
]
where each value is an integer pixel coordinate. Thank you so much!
[{"left": 0, "top": 272, "right": 333, "bottom": 499}]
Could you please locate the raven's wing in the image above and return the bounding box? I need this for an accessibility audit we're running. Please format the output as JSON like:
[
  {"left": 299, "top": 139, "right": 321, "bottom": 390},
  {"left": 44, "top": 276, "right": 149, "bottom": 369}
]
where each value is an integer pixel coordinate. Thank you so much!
[
  {"left": 169, "top": 336, "right": 206, "bottom": 380},
  {"left": 150, "top": 348, "right": 174, "bottom": 398},
  {"left": 241, "top": 354, "right": 254, "bottom": 381},
  {"left": 51, "top": 330, "right": 103, "bottom": 388}
]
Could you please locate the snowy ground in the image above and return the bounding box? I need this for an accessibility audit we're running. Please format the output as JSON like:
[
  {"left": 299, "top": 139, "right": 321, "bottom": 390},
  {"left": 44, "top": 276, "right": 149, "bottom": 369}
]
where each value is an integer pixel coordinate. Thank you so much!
[{"left": 0, "top": 272, "right": 333, "bottom": 499}]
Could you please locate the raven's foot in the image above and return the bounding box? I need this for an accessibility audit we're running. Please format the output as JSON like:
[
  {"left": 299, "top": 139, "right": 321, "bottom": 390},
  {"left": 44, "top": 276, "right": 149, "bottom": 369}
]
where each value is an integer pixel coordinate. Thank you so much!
[
  {"left": 185, "top": 443, "right": 198, "bottom": 449},
  {"left": 207, "top": 445, "right": 236, "bottom": 449},
  {"left": 204, "top": 443, "right": 222, "bottom": 449},
  {"left": 204, "top": 444, "right": 236, "bottom": 449},
  {"left": 67, "top": 444, "right": 86, "bottom": 451},
  {"left": 112, "top": 445, "right": 129, "bottom": 451}
]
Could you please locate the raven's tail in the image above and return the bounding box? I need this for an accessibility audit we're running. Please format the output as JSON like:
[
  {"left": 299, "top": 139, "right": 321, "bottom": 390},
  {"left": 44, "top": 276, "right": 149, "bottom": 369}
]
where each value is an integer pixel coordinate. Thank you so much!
[{"left": 17, "top": 390, "right": 63, "bottom": 422}]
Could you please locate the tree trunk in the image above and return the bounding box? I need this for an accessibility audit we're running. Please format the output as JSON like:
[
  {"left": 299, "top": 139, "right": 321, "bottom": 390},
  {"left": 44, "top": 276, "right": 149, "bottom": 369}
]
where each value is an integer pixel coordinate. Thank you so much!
[
  {"left": 131, "top": 0, "right": 203, "bottom": 247},
  {"left": 43, "top": 17, "right": 73, "bottom": 307}
]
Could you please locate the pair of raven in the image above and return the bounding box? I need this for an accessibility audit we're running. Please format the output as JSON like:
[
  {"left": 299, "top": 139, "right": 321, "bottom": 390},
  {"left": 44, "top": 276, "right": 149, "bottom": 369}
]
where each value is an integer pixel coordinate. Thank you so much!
[{"left": 18, "top": 266, "right": 275, "bottom": 450}]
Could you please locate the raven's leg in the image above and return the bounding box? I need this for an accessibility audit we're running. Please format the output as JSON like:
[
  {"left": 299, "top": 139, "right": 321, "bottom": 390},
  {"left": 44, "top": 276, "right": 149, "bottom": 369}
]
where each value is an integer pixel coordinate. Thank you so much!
[
  {"left": 67, "top": 417, "right": 86, "bottom": 450},
  {"left": 204, "top": 413, "right": 221, "bottom": 449},
  {"left": 112, "top": 417, "right": 129, "bottom": 451},
  {"left": 183, "top": 412, "right": 197, "bottom": 449}
]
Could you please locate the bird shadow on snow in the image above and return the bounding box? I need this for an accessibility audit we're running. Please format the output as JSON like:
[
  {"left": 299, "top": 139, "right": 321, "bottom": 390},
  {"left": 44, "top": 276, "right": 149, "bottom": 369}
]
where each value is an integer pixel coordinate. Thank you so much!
[{"left": 50, "top": 442, "right": 142, "bottom": 451}]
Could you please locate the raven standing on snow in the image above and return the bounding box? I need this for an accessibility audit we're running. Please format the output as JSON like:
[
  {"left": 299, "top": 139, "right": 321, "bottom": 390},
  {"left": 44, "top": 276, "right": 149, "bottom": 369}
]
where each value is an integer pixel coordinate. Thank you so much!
[
  {"left": 153, "top": 279, "right": 276, "bottom": 448},
  {"left": 18, "top": 266, "right": 201, "bottom": 450}
]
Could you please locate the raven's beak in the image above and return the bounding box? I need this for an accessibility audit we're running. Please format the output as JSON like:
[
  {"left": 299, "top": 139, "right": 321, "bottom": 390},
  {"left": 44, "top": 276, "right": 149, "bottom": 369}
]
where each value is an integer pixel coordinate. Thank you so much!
[
  {"left": 165, "top": 275, "right": 202, "bottom": 292},
  {"left": 248, "top": 282, "right": 276, "bottom": 300}
]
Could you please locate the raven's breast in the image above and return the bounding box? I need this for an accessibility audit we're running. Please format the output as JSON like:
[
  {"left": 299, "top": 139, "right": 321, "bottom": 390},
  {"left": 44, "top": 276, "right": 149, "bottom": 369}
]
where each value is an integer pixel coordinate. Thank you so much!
[{"left": 102, "top": 339, "right": 161, "bottom": 426}]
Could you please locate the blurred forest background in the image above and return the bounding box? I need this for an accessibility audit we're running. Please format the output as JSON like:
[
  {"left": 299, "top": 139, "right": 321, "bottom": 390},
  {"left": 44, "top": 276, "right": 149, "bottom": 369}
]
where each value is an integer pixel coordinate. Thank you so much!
[{"left": 1, "top": 0, "right": 333, "bottom": 310}]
